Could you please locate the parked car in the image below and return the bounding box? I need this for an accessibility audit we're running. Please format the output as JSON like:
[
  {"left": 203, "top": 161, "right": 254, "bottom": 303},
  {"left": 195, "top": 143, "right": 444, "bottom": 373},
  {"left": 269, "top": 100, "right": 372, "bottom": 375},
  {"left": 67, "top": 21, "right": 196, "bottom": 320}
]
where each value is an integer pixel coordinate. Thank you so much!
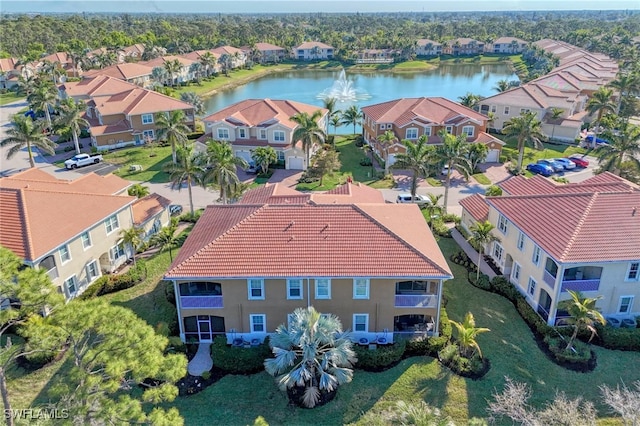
[
  {"left": 169, "top": 205, "right": 183, "bottom": 217},
  {"left": 553, "top": 158, "right": 576, "bottom": 170},
  {"left": 440, "top": 165, "right": 450, "bottom": 176},
  {"left": 244, "top": 162, "right": 258, "bottom": 174},
  {"left": 64, "top": 153, "right": 103, "bottom": 169},
  {"left": 566, "top": 155, "right": 589, "bottom": 168},
  {"left": 537, "top": 159, "right": 564, "bottom": 172},
  {"left": 526, "top": 163, "right": 553, "bottom": 177},
  {"left": 397, "top": 194, "right": 428, "bottom": 204}
]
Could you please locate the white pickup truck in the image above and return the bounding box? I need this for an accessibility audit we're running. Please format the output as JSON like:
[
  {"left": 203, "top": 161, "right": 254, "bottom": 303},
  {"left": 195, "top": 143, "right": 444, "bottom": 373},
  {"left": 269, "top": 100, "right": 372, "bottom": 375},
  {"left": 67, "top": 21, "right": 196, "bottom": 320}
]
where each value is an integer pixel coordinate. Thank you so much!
[{"left": 64, "top": 153, "right": 103, "bottom": 169}]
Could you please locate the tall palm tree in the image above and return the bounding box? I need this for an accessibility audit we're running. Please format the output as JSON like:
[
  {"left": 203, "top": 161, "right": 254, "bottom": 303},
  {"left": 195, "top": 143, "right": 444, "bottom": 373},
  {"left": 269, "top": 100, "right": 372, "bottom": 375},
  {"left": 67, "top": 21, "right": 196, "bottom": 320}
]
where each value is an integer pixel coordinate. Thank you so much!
[
  {"left": 323, "top": 97, "right": 338, "bottom": 119},
  {"left": 1, "top": 116, "right": 55, "bottom": 168},
  {"left": 468, "top": 220, "right": 499, "bottom": 281},
  {"left": 55, "top": 98, "right": 89, "bottom": 155},
  {"left": 201, "top": 140, "right": 248, "bottom": 204},
  {"left": 163, "top": 59, "right": 183, "bottom": 87},
  {"left": 561, "top": 290, "right": 606, "bottom": 352},
  {"left": 151, "top": 66, "right": 168, "bottom": 86},
  {"left": 163, "top": 145, "right": 206, "bottom": 216},
  {"left": 119, "top": 227, "right": 144, "bottom": 266},
  {"left": 199, "top": 52, "right": 217, "bottom": 77},
  {"left": 27, "top": 82, "right": 58, "bottom": 131},
  {"left": 422, "top": 193, "right": 443, "bottom": 231},
  {"left": 586, "top": 87, "right": 616, "bottom": 132},
  {"left": 458, "top": 92, "right": 481, "bottom": 109},
  {"left": 596, "top": 122, "right": 640, "bottom": 175},
  {"left": 329, "top": 115, "right": 342, "bottom": 136},
  {"left": 264, "top": 306, "right": 356, "bottom": 409},
  {"left": 501, "top": 111, "right": 546, "bottom": 173},
  {"left": 150, "top": 218, "right": 179, "bottom": 262},
  {"left": 251, "top": 146, "right": 277, "bottom": 175},
  {"left": 340, "top": 105, "right": 363, "bottom": 135},
  {"left": 450, "top": 312, "right": 490, "bottom": 359},
  {"left": 291, "top": 110, "right": 326, "bottom": 167},
  {"left": 493, "top": 79, "right": 510, "bottom": 93},
  {"left": 392, "top": 135, "right": 433, "bottom": 199},
  {"left": 127, "top": 183, "right": 150, "bottom": 198},
  {"left": 546, "top": 107, "right": 565, "bottom": 142},
  {"left": 377, "top": 130, "right": 397, "bottom": 175},
  {"left": 179, "top": 92, "right": 204, "bottom": 115},
  {"left": 155, "top": 110, "right": 191, "bottom": 164},
  {"left": 608, "top": 72, "right": 640, "bottom": 114},
  {"left": 434, "top": 132, "right": 472, "bottom": 214}
]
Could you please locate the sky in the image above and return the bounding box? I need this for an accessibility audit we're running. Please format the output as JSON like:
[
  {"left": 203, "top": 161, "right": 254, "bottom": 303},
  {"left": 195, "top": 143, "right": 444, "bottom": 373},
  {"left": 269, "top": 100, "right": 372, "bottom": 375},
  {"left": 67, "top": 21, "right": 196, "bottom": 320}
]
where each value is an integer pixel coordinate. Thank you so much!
[{"left": 1, "top": 0, "right": 639, "bottom": 14}]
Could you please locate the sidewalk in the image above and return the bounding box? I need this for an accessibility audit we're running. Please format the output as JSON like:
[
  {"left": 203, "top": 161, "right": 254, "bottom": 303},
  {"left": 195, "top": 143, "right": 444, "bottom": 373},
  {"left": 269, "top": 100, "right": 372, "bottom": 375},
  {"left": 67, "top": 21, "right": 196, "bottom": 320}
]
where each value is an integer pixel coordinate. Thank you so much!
[{"left": 450, "top": 228, "right": 497, "bottom": 280}]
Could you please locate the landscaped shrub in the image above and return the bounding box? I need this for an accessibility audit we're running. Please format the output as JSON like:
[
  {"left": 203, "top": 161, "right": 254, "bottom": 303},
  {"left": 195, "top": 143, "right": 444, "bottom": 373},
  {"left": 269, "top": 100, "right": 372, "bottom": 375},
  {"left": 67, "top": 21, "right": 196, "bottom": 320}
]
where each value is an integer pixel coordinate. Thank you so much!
[
  {"left": 441, "top": 213, "right": 461, "bottom": 224},
  {"left": 516, "top": 297, "right": 553, "bottom": 336},
  {"left": 179, "top": 209, "right": 203, "bottom": 223},
  {"left": 438, "top": 343, "right": 489, "bottom": 378},
  {"left": 596, "top": 325, "right": 640, "bottom": 351},
  {"left": 468, "top": 271, "right": 491, "bottom": 291},
  {"left": 431, "top": 219, "right": 451, "bottom": 237},
  {"left": 187, "top": 131, "right": 205, "bottom": 140},
  {"left": 490, "top": 276, "right": 519, "bottom": 302},
  {"left": 166, "top": 336, "right": 187, "bottom": 354},
  {"left": 353, "top": 339, "right": 406, "bottom": 371},
  {"left": 211, "top": 336, "right": 271, "bottom": 374},
  {"left": 455, "top": 224, "right": 471, "bottom": 239},
  {"left": 544, "top": 336, "right": 594, "bottom": 371},
  {"left": 359, "top": 157, "right": 372, "bottom": 166},
  {"left": 78, "top": 260, "right": 147, "bottom": 300}
]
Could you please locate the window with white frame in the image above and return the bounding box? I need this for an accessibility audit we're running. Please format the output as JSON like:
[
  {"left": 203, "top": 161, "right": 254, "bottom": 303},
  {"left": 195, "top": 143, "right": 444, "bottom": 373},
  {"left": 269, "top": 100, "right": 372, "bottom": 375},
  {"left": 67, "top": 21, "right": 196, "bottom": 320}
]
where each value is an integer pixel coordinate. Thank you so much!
[
  {"left": 462, "top": 126, "right": 474, "bottom": 137},
  {"left": 111, "top": 243, "right": 125, "bottom": 261},
  {"left": 105, "top": 215, "right": 119, "bottom": 234},
  {"left": 81, "top": 231, "right": 92, "bottom": 249},
  {"left": 424, "top": 126, "right": 432, "bottom": 136},
  {"left": 141, "top": 114, "right": 154, "bottom": 124},
  {"left": 250, "top": 314, "right": 266, "bottom": 332},
  {"left": 532, "top": 245, "right": 541, "bottom": 266},
  {"left": 511, "top": 262, "right": 521, "bottom": 284},
  {"left": 142, "top": 129, "right": 154, "bottom": 140},
  {"left": 497, "top": 214, "right": 508, "bottom": 234},
  {"left": 273, "top": 130, "right": 285, "bottom": 142},
  {"left": 64, "top": 275, "right": 77, "bottom": 297},
  {"left": 59, "top": 245, "right": 71, "bottom": 263},
  {"left": 491, "top": 105, "right": 497, "bottom": 113},
  {"left": 238, "top": 128, "right": 247, "bottom": 138},
  {"left": 528, "top": 277, "right": 537, "bottom": 296},
  {"left": 405, "top": 128, "right": 418, "bottom": 139},
  {"left": 287, "top": 279, "right": 303, "bottom": 299},
  {"left": 259, "top": 129, "right": 267, "bottom": 139},
  {"left": 618, "top": 296, "right": 634, "bottom": 314},
  {"left": 315, "top": 279, "right": 331, "bottom": 299},
  {"left": 248, "top": 279, "right": 264, "bottom": 300},
  {"left": 493, "top": 242, "right": 504, "bottom": 262},
  {"left": 217, "top": 128, "right": 230, "bottom": 139},
  {"left": 626, "top": 262, "right": 639, "bottom": 281},
  {"left": 520, "top": 108, "right": 531, "bottom": 114},
  {"left": 517, "top": 231, "right": 525, "bottom": 251},
  {"left": 504, "top": 106, "right": 510, "bottom": 115},
  {"left": 445, "top": 125, "right": 453, "bottom": 134},
  {"left": 276, "top": 150, "right": 285, "bottom": 161},
  {"left": 353, "top": 314, "right": 369, "bottom": 332},
  {"left": 86, "top": 260, "right": 99, "bottom": 282},
  {"left": 353, "top": 279, "right": 370, "bottom": 299}
]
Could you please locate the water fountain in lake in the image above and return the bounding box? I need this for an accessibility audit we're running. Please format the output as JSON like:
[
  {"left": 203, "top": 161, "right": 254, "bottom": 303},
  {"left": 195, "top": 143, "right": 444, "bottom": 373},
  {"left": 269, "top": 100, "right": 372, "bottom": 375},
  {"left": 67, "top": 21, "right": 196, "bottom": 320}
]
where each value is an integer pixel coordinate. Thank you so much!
[{"left": 317, "top": 69, "right": 370, "bottom": 103}]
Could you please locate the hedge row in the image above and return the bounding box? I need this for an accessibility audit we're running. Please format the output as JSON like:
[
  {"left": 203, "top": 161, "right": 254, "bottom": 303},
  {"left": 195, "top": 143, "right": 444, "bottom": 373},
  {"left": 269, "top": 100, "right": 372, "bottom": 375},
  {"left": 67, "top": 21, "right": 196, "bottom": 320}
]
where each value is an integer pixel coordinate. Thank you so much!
[
  {"left": 210, "top": 336, "right": 272, "bottom": 374},
  {"left": 78, "top": 260, "right": 147, "bottom": 300},
  {"left": 353, "top": 339, "right": 406, "bottom": 371}
]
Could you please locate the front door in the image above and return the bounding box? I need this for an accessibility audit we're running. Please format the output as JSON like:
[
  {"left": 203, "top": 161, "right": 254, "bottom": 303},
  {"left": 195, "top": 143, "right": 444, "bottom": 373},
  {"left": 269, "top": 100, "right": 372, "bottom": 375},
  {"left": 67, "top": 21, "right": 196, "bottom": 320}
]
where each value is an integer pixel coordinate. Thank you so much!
[{"left": 198, "top": 318, "right": 213, "bottom": 342}]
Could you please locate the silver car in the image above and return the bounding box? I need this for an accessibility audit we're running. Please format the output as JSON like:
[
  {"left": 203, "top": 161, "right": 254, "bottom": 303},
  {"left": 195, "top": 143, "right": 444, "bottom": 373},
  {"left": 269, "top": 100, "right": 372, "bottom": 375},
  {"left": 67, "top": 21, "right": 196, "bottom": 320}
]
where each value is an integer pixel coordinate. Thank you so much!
[{"left": 553, "top": 158, "right": 576, "bottom": 170}]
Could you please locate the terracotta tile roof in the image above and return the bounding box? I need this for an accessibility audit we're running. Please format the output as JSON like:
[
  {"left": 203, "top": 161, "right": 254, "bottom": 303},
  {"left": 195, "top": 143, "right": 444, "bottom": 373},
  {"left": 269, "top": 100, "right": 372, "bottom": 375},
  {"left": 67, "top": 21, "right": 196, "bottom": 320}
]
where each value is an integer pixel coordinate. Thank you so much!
[
  {"left": 140, "top": 55, "right": 196, "bottom": 69},
  {"left": 88, "top": 119, "right": 132, "bottom": 137},
  {"left": 473, "top": 132, "right": 505, "bottom": 146},
  {"left": 294, "top": 41, "right": 334, "bottom": 50},
  {"left": 165, "top": 203, "right": 452, "bottom": 279},
  {"left": 311, "top": 183, "right": 385, "bottom": 204},
  {"left": 0, "top": 169, "right": 130, "bottom": 195},
  {"left": 254, "top": 43, "right": 286, "bottom": 51},
  {"left": 459, "top": 194, "right": 489, "bottom": 221},
  {"left": 499, "top": 173, "right": 637, "bottom": 196},
  {"left": 132, "top": 193, "right": 171, "bottom": 225},
  {"left": 181, "top": 50, "right": 221, "bottom": 61},
  {"left": 416, "top": 39, "right": 442, "bottom": 46},
  {"left": 91, "top": 88, "right": 193, "bottom": 117},
  {"left": 0, "top": 58, "right": 18, "bottom": 72},
  {"left": 61, "top": 75, "right": 140, "bottom": 98},
  {"left": 481, "top": 83, "right": 578, "bottom": 109},
  {"left": 487, "top": 191, "right": 640, "bottom": 262},
  {"left": 361, "top": 97, "right": 487, "bottom": 128},
  {"left": 493, "top": 37, "right": 528, "bottom": 45},
  {"left": 211, "top": 45, "right": 245, "bottom": 56},
  {"left": 42, "top": 52, "right": 71, "bottom": 64},
  {"left": 582, "top": 171, "right": 639, "bottom": 187},
  {"left": 203, "top": 99, "right": 326, "bottom": 130},
  {"left": 238, "top": 184, "right": 311, "bottom": 205},
  {"left": 0, "top": 188, "right": 30, "bottom": 258},
  {"left": 83, "top": 63, "right": 154, "bottom": 81}
]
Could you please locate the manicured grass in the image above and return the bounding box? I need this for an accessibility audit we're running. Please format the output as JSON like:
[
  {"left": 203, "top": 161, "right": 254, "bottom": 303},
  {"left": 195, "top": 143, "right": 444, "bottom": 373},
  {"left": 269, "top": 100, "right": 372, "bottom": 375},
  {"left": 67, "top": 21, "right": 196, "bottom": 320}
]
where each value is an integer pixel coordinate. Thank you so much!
[
  {"left": 499, "top": 134, "right": 587, "bottom": 166},
  {"left": 0, "top": 92, "right": 24, "bottom": 106},
  {"left": 109, "top": 145, "right": 173, "bottom": 183},
  {"left": 472, "top": 173, "right": 491, "bottom": 185},
  {"left": 426, "top": 177, "right": 443, "bottom": 186}
]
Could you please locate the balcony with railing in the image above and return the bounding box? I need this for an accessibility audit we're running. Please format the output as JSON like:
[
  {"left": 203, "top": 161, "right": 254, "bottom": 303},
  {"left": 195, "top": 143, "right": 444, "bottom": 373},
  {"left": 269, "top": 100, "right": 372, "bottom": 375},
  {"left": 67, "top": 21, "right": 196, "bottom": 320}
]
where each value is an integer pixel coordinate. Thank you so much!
[
  {"left": 179, "top": 282, "right": 223, "bottom": 309},
  {"left": 180, "top": 295, "right": 223, "bottom": 309},
  {"left": 561, "top": 266, "right": 602, "bottom": 293},
  {"left": 394, "top": 294, "right": 437, "bottom": 308},
  {"left": 543, "top": 270, "right": 556, "bottom": 288}
]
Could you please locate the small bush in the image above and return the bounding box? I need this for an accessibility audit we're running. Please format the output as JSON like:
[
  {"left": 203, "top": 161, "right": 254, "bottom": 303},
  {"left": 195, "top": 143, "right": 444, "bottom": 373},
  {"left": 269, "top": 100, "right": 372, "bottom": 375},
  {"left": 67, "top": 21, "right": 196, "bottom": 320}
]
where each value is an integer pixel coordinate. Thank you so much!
[
  {"left": 441, "top": 213, "right": 460, "bottom": 224},
  {"left": 187, "top": 131, "right": 205, "bottom": 140},
  {"left": 201, "top": 370, "right": 211, "bottom": 380},
  {"left": 78, "top": 260, "right": 147, "bottom": 300},
  {"left": 485, "top": 185, "right": 503, "bottom": 196},
  {"left": 359, "top": 157, "right": 372, "bottom": 166},
  {"left": 438, "top": 343, "right": 488, "bottom": 378},
  {"left": 516, "top": 297, "right": 553, "bottom": 336},
  {"left": 179, "top": 210, "right": 202, "bottom": 223},
  {"left": 545, "top": 336, "right": 592, "bottom": 365},
  {"left": 167, "top": 336, "right": 187, "bottom": 354},
  {"left": 490, "top": 276, "right": 519, "bottom": 302},
  {"left": 431, "top": 219, "right": 451, "bottom": 237},
  {"left": 211, "top": 336, "right": 272, "bottom": 374},
  {"left": 597, "top": 325, "right": 640, "bottom": 351},
  {"left": 353, "top": 340, "right": 406, "bottom": 371}
]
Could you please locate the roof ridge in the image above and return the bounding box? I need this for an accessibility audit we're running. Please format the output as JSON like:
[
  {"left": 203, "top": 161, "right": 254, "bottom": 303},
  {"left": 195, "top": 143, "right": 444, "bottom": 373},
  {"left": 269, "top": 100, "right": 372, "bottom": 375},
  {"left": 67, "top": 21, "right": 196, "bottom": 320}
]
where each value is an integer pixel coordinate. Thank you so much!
[
  {"left": 17, "top": 186, "right": 136, "bottom": 199},
  {"left": 521, "top": 85, "right": 547, "bottom": 108},
  {"left": 560, "top": 192, "right": 598, "bottom": 261}
]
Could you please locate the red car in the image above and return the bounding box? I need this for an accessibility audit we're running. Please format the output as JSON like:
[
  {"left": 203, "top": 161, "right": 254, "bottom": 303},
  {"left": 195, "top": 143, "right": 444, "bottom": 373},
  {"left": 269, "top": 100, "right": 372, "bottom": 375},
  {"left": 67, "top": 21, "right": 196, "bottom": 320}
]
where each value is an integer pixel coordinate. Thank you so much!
[{"left": 566, "top": 155, "right": 589, "bottom": 168}]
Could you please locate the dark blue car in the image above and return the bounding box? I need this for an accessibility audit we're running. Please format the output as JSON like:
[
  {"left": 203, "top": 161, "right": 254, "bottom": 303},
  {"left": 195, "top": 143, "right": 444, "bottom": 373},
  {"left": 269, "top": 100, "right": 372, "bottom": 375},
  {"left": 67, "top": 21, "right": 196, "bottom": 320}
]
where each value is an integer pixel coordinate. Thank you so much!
[{"left": 526, "top": 163, "right": 553, "bottom": 177}]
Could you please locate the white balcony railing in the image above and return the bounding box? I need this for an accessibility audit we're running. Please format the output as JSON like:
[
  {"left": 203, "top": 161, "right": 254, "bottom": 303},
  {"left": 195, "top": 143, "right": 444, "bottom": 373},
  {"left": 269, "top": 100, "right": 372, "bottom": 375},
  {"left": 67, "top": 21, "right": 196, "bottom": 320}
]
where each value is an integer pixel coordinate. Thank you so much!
[
  {"left": 180, "top": 295, "right": 223, "bottom": 309},
  {"left": 394, "top": 294, "right": 436, "bottom": 308}
]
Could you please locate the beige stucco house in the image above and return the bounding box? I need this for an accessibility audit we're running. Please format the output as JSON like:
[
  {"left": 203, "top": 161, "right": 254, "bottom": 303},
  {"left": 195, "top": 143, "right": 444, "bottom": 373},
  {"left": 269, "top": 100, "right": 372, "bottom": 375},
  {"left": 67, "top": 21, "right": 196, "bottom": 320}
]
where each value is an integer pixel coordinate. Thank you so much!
[{"left": 292, "top": 42, "right": 335, "bottom": 60}]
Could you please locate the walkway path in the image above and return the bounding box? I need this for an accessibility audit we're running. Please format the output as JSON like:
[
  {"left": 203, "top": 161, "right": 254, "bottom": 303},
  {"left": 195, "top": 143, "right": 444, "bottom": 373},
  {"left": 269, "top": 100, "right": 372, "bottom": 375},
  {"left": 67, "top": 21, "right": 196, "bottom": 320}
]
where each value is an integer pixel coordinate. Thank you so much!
[
  {"left": 187, "top": 343, "right": 213, "bottom": 376},
  {"left": 450, "top": 228, "right": 497, "bottom": 280}
]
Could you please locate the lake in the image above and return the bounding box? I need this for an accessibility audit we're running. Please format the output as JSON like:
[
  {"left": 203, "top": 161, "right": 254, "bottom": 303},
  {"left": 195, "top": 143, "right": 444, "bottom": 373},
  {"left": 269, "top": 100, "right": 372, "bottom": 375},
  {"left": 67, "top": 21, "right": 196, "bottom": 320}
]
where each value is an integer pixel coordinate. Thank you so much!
[{"left": 202, "top": 63, "right": 518, "bottom": 132}]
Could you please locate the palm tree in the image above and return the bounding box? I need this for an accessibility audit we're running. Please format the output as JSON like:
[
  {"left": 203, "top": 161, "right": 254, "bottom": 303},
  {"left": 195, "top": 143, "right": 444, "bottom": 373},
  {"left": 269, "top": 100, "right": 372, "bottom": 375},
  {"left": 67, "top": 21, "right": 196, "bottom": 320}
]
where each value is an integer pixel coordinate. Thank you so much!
[
  {"left": 323, "top": 97, "right": 338, "bottom": 120},
  {"left": 291, "top": 110, "right": 326, "bottom": 167},
  {"left": 468, "top": 220, "right": 499, "bottom": 282},
  {"left": 608, "top": 73, "right": 640, "bottom": 113},
  {"left": 127, "top": 183, "right": 150, "bottom": 198},
  {"left": 201, "top": 140, "right": 247, "bottom": 204},
  {"left": 377, "top": 130, "right": 397, "bottom": 175},
  {"left": 501, "top": 111, "right": 546, "bottom": 173},
  {"left": 163, "top": 145, "right": 206, "bottom": 216},
  {"left": 199, "top": 52, "right": 217, "bottom": 77},
  {"left": 329, "top": 115, "right": 342, "bottom": 136},
  {"left": 458, "top": 92, "right": 481, "bottom": 109},
  {"left": 434, "top": 133, "right": 472, "bottom": 214},
  {"left": 596, "top": 122, "right": 640, "bottom": 175},
  {"left": 163, "top": 59, "right": 183, "bottom": 87},
  {"left": 449, "top": 312, "right": 490, "bottom": 359},
  {"left": 586, "top": 87, "right": 616, "bottom": 132},
  {"left": 547, "top": 107, "right": 565, "bottom": 142},
  {"left": 55, "top": 98, "right": 89, "bottom": 155},
  {"left": 27, "top": 82, "right": 58, "bottom": 131},
  {"left": 251, "top": 146, "right": 277, "bottom": 175},
  {"left": 1, "top": 116, "right": 55, "bottom": 168},
  {"left": 179, "top": 92, "right": 204, "bottom": 115},
  {"left": 151, "top": 66, "right": 168, "bottom": 86},
  {"left": 189, "top": 62, "right": 203, "bottom": 84},
  {"left": 264, "top": 306, "right": 356, "bottom": 409},
  {"left": 119, "top": 227, "right": 144, "bottom": 266},
  {"left": 493, "top": 79, "right": 510, "bottom": 93},
  {"left": 150, "top": 218, "right": 179, "bottom": 262},
  {"left": 561, "top": 290, "right": 606, "bottom": 352},
  {"left": 422, "top": 193, "right": 443, "bottom": 231},
  {"left": 155, "top": 110, "right": 191, "bottom": 164},
  {"left": 340, "top": 105, "right": 363, "bottom": 135},
  {"left": 392, "top": 135, "right": 433, "bottom": 199}
]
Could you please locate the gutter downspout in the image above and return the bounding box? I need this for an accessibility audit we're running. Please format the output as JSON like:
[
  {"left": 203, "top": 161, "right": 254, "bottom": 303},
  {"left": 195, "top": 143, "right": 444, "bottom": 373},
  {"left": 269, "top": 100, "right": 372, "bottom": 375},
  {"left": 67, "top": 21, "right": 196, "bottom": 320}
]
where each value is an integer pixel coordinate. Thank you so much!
[
  {"left": 434, "top": 279, "right": 444, "bottom": 337},
  {"left": 173, "top": 280, "right": 184, "bottom": 341},
  {"left": 307, "top": 278, "right": 311, "bottom": 308}
]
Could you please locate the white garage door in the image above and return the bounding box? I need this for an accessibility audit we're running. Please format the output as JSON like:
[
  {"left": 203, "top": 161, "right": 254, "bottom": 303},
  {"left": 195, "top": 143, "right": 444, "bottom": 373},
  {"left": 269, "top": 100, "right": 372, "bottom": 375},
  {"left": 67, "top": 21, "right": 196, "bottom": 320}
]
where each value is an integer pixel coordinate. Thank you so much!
[
  {"left": 289, "top": 157, "right": 304, "bottom": 170},
  {"left": 387, "top": 154, "right": 397, "bottom": 167},
  {"left": 235, "top": 150, "right": 253, "bottom": 163},
  {"left": 485, "top": 149, "right": 500, "bottom": 163}
]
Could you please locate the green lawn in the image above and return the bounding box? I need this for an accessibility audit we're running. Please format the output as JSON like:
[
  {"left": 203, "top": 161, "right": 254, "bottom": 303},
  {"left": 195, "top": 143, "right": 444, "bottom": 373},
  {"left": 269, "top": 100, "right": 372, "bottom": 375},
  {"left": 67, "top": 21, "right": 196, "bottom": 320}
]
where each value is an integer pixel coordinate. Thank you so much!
[
  {"left": 472, "top": 173, "right": 491, "bottom": 185},
  {"left": 0, "top": 92, "right": 23, "bottom": 106},
  {"left": 109, "top": 145, "right": 173, "bottom": 183}
]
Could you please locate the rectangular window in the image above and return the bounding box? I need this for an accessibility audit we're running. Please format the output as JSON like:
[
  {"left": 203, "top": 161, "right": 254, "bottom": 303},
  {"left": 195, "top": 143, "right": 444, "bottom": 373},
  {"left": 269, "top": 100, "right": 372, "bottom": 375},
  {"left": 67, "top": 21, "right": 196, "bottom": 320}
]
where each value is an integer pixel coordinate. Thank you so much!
[
  {"left": 217, "top": 128, "right": 230, "bottom": 139},
  {"left": 141, "top": 114, "right": 153, "bottom": 124},
  {"left": 238, "top": 128, "right": 246, "bottom": 138},
  {"left": 353, "top": 279, "right": 370, "bottom": 299},
  {"left": 105, "top": 215, "right": 119, "bottom": 234},
  {"left": 110, "top": 243, "right": 125, "bottom": 261},
  {"left": 462, "top": 126, "right": 474, "bottom": 137},
  {"left": 493, "top": 242, "right": 504, "bottom": 262},
  {"left": 353, "top": 314, "right": 369, "bottom": 332},
  {"left": 517, "top": 231, "right": 525, "bottom": 251},
  {"left": 618, "top": 296, "right": 634, "bottom": 314},
  {"left": 445, "top": 125, "right": 453, "bottom": 134},
  {"left": 248, "top": 279, "right": 264, "bottom": 300},
  {"left": 59, "top": 245, "right": 71, "bottom": 263},
  {"left": 259, "top": 129, "right": 267, "bottom": 139},
  {"left": 532, "top": 245, "right": 541, "bottom": 266},
  {"left": 511, "top": 262, "right": 521, "bottom": 284},
  {"left": 250, "top": 314, "right": 266, "bottom": 332},
  {"left": 520, "top": 108, "right": 531, "bottom": 114},
  {"left": 491, "top": 105, "right": 497, "bottom": 113},
  {"left": 142, "top": 129, "right": 154, "bottom": 140},
  {"left": 64, "top": 275, "right": 77, "bottom": 297},
  {"left": 497, "top": 214, "right": 508, "bottom": 234},
  {"left": 626, "top": 262, "right": 640, "bottom": 281},
  {"left": 81, "top": 231, "right": 92, "bottom": 249},
  {"left": 424, "top": 126, "right": 432, "bottom": 136},
  {"left": 273, "top": 130, "right": 285, "bottom": 142},
  {"left": 276, "top": 150, "right": 285, "bottom": 161},
  {"left": 504, "top": 106, "right": 510, "bottom": 115},
  {"left": 287, "top": 279, "right": 303, "bottom": 299},
  {"left": 315, "top": 279, "right": 331, "bottom": 299},
  {"left": 528, "top": 277, "right": 537, "bottom": 296},
  {"left": 405, "top": 128, "right": 418, "bottom": 139},
  {"left": 86, "top": 260, "right": 99, "bottom": 282}
]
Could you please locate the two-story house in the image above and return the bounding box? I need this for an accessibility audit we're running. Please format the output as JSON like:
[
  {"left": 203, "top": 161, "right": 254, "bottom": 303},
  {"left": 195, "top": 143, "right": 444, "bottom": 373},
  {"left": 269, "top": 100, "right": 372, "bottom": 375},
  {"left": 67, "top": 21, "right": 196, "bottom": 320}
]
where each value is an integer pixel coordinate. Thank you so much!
[
  {"left": 164, "top": 182, "right": 453, "bottom": 344},
  {"left": 292, "top": 42, "right": 335, "bottom": 60},
  {"left": 211, "top": 46, "right": 247, "bottom": 69},
  {"left": 242, "top": 43, "right": 287, "bottom": 64},
  {"left": 139, "top": 55, "right": 198, "bottom": 85},
  {"left": 181, "top": 50, "right": 222, "bottom": 75},
  {"left": 0, "top": 58, "right": 20, "bottom": 89},
  {"left": 82, "top": 63, "right": 155, "bottom": 88},
  {"left": 202, "top": 99, "right": 328, "bottom": 170},
  {"left": 491, "top": 37, "right": 528, "bottom": 54},
  {"left": 354, "top": 49, "right": 396, "bottom": 64},
  {"left": 460, "top": 173, "right": 640, "bottom": 326},
  {"left": 444, "top": 38, "right": 485, "bottom": 55},
  {"left": 415, "top": 39, "right": 443, "bottom": 57},
  {"left": 361, "top": 97, "right": 505, "bottom": 166}
]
